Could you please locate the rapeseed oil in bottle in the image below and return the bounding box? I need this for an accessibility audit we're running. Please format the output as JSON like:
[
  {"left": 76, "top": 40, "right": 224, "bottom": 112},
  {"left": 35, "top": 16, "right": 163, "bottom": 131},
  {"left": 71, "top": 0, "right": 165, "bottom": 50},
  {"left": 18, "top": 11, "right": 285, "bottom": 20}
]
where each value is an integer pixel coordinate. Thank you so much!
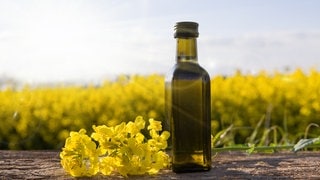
[{"left": 165, "top": 21, "right": 211, "bottom": 172}]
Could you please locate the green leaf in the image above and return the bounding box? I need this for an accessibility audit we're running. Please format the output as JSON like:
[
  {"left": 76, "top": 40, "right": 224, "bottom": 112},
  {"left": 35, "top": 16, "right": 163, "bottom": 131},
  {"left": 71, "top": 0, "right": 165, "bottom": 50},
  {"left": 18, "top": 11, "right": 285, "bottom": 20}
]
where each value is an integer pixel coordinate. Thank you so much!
[
  {"left": 246, "top": 143, "right": 256, "bottom": 154},
  {"left": 212, "top": 124, "right": 233, "bottom": 148},
  {"left": 293, "top": 137, "right": 320, "bottom": 152}
]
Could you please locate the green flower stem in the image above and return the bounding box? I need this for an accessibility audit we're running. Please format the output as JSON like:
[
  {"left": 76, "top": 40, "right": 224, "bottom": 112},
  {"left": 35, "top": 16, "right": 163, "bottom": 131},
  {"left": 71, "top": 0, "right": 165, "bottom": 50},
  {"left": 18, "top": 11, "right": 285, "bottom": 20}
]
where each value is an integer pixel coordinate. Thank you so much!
[
  {"left": 212, "top": 145, "right": 293, "bottom": 153},
  {"left": 213, "top": 144, "right": 320, "bottom": 153}
]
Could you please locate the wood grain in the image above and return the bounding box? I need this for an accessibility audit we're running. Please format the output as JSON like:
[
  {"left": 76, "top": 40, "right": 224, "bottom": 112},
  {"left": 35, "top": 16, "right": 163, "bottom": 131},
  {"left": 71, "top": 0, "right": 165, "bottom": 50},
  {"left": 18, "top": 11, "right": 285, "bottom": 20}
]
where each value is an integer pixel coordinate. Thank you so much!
[{"left": 1, "top": 150, "right": 319, "bottom": 179}]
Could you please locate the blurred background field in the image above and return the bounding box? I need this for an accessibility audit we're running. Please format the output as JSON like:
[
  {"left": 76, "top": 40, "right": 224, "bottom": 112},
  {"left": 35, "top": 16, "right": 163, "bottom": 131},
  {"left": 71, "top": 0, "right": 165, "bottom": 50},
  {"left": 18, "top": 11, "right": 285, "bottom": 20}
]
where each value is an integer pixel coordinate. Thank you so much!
[
  {"left": 1, "top": 69, "right": 320, "bottom": 150},
  {"left": 1, "top": 1, "right": 320, "bottom": 150}
]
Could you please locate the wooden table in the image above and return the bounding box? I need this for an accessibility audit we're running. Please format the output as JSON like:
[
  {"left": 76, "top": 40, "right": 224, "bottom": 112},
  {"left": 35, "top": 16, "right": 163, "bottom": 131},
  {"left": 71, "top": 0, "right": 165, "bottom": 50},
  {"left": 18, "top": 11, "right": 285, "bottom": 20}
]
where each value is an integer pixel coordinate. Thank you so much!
[{"left": 1, "top": 150, "right": 319, "bottom": 179}]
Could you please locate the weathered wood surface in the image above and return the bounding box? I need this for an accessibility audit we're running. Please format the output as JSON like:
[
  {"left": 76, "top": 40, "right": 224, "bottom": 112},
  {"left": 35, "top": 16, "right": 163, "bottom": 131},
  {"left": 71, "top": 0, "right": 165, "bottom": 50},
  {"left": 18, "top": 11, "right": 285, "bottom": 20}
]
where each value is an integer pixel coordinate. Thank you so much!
[{"left": 0, "top": 150, "right": 320, "bottom": 179}]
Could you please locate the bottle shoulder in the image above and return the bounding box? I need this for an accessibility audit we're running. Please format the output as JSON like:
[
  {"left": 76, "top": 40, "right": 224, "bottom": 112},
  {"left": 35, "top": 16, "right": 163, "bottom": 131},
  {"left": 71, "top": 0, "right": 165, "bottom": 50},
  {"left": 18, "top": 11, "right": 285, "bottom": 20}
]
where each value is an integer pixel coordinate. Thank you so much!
[{"left": 165, "top": 62, "right": 210, "bottom": 81}]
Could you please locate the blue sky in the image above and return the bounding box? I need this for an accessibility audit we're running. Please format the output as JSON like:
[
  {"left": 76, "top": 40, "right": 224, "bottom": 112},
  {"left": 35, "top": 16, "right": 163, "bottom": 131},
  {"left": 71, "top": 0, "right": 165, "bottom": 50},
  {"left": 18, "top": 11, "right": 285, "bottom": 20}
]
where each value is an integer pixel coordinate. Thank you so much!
[{"left": 1, "top": 0, "right": 320, "bottom": 83}]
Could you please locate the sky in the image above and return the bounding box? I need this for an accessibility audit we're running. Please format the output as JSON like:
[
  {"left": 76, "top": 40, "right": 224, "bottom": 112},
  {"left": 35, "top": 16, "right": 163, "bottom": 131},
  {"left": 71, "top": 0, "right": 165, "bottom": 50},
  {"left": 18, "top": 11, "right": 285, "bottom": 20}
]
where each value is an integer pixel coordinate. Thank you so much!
[{"left": 1, "top": 0, "right": 320, "bottom": 83}]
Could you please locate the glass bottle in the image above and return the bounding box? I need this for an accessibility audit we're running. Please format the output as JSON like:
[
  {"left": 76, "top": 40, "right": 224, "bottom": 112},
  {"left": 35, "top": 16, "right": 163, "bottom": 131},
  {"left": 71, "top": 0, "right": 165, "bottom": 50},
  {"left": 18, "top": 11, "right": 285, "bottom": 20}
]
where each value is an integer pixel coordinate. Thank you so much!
[{"left": 165, "top": 21, "right": 211, "bottom": 172}]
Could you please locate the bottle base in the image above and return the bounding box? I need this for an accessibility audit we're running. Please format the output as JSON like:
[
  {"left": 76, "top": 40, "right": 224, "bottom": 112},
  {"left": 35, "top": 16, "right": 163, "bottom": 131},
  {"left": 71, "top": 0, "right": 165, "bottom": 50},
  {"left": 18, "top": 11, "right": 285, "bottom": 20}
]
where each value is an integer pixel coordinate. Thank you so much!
[{"left": 172, "top": 163, "right": 211, "bottom": 173}]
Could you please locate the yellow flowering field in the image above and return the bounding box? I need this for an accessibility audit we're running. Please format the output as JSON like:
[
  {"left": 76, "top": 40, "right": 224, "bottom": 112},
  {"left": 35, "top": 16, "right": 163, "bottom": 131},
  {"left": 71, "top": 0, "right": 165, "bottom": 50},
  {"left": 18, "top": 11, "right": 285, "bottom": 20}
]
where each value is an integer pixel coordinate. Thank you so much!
[
  {"left": 0, "top": 75, "right": 164, "bottom": 149},
  {"left": 0, "top": 69, "right": 320, "bottom": 150},
  {"left": 212, "top": 68, "right": 320, "bottom": 146}
]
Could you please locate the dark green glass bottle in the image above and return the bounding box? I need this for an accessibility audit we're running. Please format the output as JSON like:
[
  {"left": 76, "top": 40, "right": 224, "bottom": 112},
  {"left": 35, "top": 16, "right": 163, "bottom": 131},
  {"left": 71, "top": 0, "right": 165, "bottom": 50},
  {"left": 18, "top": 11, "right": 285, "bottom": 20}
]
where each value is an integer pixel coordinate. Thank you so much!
[{"left": 165, "top": 21, "right": 211, "bottom": 173}]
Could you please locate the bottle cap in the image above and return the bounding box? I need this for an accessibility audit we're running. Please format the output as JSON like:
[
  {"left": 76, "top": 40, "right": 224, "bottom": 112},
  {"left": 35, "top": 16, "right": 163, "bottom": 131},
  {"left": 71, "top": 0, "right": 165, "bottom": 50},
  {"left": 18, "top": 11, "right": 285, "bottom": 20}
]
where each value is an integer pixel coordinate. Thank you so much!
[{"left": 174, "top": 21, "right": 199, "bottom": 38}]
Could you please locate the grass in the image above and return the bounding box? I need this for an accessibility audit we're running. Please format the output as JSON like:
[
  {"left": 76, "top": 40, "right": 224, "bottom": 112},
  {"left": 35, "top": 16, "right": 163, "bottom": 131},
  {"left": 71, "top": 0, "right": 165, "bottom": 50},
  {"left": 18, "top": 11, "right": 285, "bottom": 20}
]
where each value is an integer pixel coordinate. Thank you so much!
[{"left": 212, "top": 115, "right": 320, "bottom": 154}]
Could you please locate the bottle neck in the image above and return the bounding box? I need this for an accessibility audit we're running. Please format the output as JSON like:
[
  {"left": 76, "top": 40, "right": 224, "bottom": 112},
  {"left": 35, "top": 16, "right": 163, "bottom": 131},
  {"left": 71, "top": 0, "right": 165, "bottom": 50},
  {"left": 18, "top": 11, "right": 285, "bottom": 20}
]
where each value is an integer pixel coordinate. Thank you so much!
[{"left": 176, "top": 37, "right": 198, "bottom": 63}]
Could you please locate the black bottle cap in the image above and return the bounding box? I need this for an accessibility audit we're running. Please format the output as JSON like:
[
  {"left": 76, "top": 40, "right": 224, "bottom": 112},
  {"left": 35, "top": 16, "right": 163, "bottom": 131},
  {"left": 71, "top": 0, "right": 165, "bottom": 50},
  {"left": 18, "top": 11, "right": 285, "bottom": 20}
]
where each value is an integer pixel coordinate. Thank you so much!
[{"left": 174, "top": 21, "right": 199, "bottom": 38}]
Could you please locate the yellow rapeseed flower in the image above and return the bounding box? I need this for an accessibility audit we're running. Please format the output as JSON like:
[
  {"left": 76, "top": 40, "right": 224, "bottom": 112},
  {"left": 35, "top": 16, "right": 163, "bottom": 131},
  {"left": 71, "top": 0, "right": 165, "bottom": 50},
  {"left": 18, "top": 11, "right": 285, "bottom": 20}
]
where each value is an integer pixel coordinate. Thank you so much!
[{"left": 60, "top": 116, "right": 170, "bottom": 178}]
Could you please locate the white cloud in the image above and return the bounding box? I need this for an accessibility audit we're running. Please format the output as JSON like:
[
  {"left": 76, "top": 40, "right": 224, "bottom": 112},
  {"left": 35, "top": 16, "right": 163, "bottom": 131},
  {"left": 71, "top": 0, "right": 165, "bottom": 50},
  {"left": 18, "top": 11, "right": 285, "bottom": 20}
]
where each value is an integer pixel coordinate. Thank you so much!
[
  {"left": 200, "top": 31, "right": 320, "bottom": 75},
  {"left": 1, "top": 1, "right": 320, "bottom": 83},
  {"left": 0, "top": 0, "right": 170, "bottom": 82}
]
